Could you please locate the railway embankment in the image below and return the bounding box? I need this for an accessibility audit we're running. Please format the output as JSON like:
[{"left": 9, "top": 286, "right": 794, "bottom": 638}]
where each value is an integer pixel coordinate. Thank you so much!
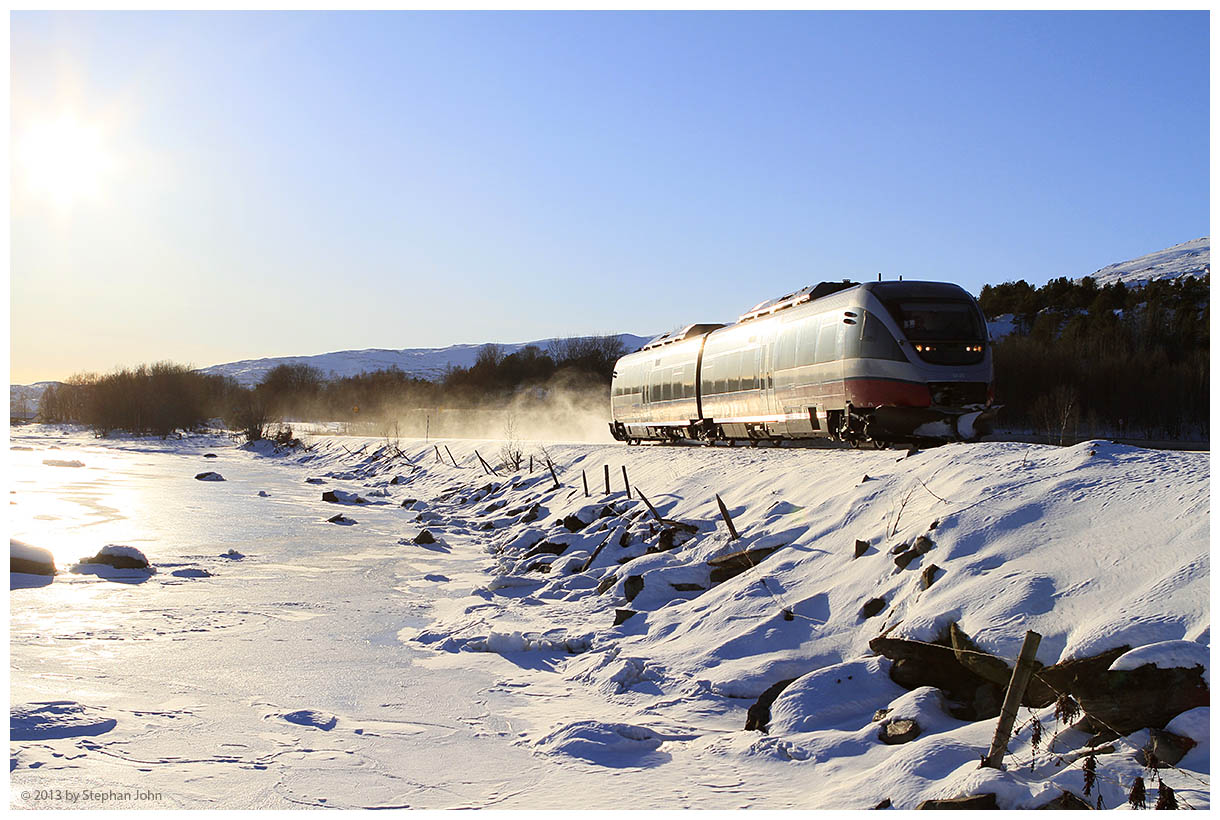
[{"left": 256, "top": 433, "right": 1210, "bottom": 809}]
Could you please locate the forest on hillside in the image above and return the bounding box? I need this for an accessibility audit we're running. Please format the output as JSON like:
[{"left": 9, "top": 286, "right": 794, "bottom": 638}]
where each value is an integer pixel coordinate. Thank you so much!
[{"left": 980, "top": 275, "right": 1209, "bottom": 441}]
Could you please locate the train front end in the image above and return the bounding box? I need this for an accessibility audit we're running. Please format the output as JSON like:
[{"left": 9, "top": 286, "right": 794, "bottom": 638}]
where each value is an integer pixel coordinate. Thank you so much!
[{"left": 846, "top": 281, "right": 997, "bottom": 443}]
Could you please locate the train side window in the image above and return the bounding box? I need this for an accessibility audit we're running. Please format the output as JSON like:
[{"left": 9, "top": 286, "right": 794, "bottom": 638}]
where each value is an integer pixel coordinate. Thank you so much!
[
  {"left": 815, "top": 321, "right": 840, "bottom": 363},
  {"left": 794, "top": 319, "right": 820, "bottom": 367},
  {"left": 775, "top": 325, "right": 799, "bottom": 370},
  {"left": 860, "top": 312, "right": 907, "bottom": 361},
  {"left": 711, "top": 356, "right": 727, "bottom": 394}
]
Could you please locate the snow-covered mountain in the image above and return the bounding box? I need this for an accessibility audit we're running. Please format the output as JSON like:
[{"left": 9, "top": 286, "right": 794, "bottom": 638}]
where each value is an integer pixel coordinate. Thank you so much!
[
  {"left": 197, "top": 334, "right": 654, "bottom": 388},
  {"left": 1081, "top": 236, "right": 1209, "bottom": 288},
  {"left": 9, "top": 381, "right": 61, "bottom": 420}
]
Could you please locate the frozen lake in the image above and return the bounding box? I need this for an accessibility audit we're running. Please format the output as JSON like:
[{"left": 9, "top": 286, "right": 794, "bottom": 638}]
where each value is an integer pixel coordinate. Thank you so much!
[{"left": 9, "top": 428, "right": 804, "bottom": 809}]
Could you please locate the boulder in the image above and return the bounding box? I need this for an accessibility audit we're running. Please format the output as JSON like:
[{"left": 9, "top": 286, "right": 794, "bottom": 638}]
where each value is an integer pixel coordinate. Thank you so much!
[
  {"left": 11, "top": 539, "right": 55, "bottom": 576},
  {"left": 623, "top": 575, "right": 644, "bottom": 602},
  {"left": 305, "top": 477, "right": 326, "bottom": 484},
  {"left": 916, "top": 794, "right": 997, "bottom": 810},
  {"left": 400, "top": 498, "right": 417, "bottom": 508},
  {"left": 414, "top": 530, "right": 436, "bottom": 545},
  {"left": 894, "top": 550, "right": 918, "bottom": 570},
  {"left": 1073, "top": 663, "right": 1209, "bottom": 736},
  {"left": 322, "top": 489, "right": 367, "bottom": 504},
  {"left": 195, "top": 471, "right": 225, "bottom": 481},
  {"left": 520, "top": 504, "right": 543, "bottom": 523},
  {"left": 859, "top": 597, "right": 887, "bottom": 619},
  {"left": 79, "top": 544, "right": 150, "bottom": 570},
  {"left": 654, "top": 522, "right": 699, "bottom": 552},
  {"left": 597, "top": 575, "right": 618, "bottom": 595},
  {"left": 920, "top": 564, "right": 941, "bottom": 590},
  {"left": 708, "top": 545, "right": 782, "bottom": 584},
  {"left": 745, "top": 677, "right": 797, "bottom": 733},
  {"left": 878, "top": 718, "right": 920, "bottom": 745},
  {"left": 525, "top": 541, "right": 568, "bottom": 558},
  {"left": 854, "top": 539, "right": 869, "bottom": 558},
  {"left": 1036, "top": 791, "right": 1091, "bottom": 810},
  {"left": 871, "top": 635, "right": 988, "bottom": 705},
  {"left": 327, "top": 514, "right": 356, "bottom": 525},
  {"left": 613, "top": 609, "right": 637, "bottom": 626},
  {"left": 912, "top": 534, "right": 935, "bottom": 555},
  {"left": 1140, "top": 728, "right": 1198, "bottom": 768},
  {"left": 561, "top": 514, "right": 588, "bottom": 533}
]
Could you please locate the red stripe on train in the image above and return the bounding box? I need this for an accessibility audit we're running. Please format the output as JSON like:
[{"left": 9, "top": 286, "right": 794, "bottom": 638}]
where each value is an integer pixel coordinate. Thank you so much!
[{"left": 846, "top": 379, "right": 933, "bottom": 408}]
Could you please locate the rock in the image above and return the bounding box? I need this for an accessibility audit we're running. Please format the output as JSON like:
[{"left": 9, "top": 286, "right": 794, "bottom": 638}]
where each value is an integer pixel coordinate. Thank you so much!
[
  {"left": 561, "top": 514, "right": 588, "bottom": 533},
  {"left": 854, "top": 539, "right": 869, "bottom": 558},
  {"left": 745, "top": 678, "right": 797, "bottom": 733},
  {"left": 413, "top": 530, "right": 436, "bottom": 545},
  {"left": 195, "top": 471, "right": 225, "bottom": 481},
  {"left": 861, "top": 474, "right": 872, "bottom": 483},
  {"left": 1074, "top": 663, "right": 1209, "bottom": 736},
  {"left": 203, "top": 453, "right": 218, "bottom": 458},
  {"left": 1036, "top": 790, "right": 1091, "bottom": 810},
  {"left": 389, "top": 475, "right": 411, "bottom": 485},
  {"left": 483, "top": 500, "right": 507, "bottom": 514},
  {"left": 79, "top": 544, "right": 150, "bottom": 570},
  {"left": 10, "top": 539, "right": 55, "bottom": 576},
  {"left": 322, "top": 489, "right": 367, "bottom": 504},
  {"left": 920, "top": 564, "right": 941, "bottom": 589},
  {"left": 327, "top": 514, "right": 356, "bottom": 525},
  {"left": 890, "top": 543, "right": 910, "bottom": 555},
  {"left": 579, "top": 541, "right": 608, "bottom": 572},
  {"left": 928, "top": 519, "right": 940, "bottom": 530},
  {"left": 654, "top": 523, "right": 698, "bottom": 552},
  {"left": 219, "top": 549, "right": 245, "bottom": 560},
  {"left": 916, "top": 794, "right": 997, "bottom": 810},
  {"left": 949, "top": 622, "right": 1012, "bottom": 687},
  {"left": 859, "top": 597, "right": 887, "bottom": 619},
  {"left": 872, "top": 708, "right": 891, "bottom": 722},
  {"left": 623, "top": 575, "right": 644, "bottom": 602},
  {"left": 669, "top": 582, "right": 705, "bottom": 592},
  {"left": 878, "top": 718, "right": 920, "bottom": 744},
  {"left": 619, "top": 530, "right": 635, "bottom": 547},
  {"left": 894, "top": 550, "right": 918, "bottom": 569},
  {"left": 971, "top": 683, "right": 1004, "bottom": 721},
  {"left": 873, "top": 798, "right": 892, "bottom": 809},
  {"left": 1140, "top": 728, "right": 1198, "bottom": 768},
  {"left": 1026, "top": 645, "right": 1130, "bottom": 708},
  {"left": 400, "top": 498, "right": 417, "bottom": 508},
  {"left": 258, "top": 490, "right": 270, "bottom": 497},
  {"left": 708, "top": 545, "right": 782, "bottom": 584},
  {"left": 305, "top": 477, "right": 325, "bottom": 484},
  {"left": 871, "top": 636, "right": 989, "bottom": 705},
  {"left": 597, "top": 575, "right": 618, "bottom": 595},
  {"left": 520, "top": 503, "right": 542, "bottom": 523},
  {"left": 525, "top": 541, "right": 567, "bottom": 558},
  {"left": 478, "top": 521, "right": 495, "bottom": 531},
  {"left": 912, "top": 534, "right": 935, "bottom": 555},
  {"left": 613, "top": 609, "right": 637, "bottom": 626}
]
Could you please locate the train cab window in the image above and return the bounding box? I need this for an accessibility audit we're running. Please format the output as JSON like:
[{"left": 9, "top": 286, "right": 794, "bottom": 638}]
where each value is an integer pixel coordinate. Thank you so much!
[{"left": 858, "top": 312, "right": 907, "bottom": 361}]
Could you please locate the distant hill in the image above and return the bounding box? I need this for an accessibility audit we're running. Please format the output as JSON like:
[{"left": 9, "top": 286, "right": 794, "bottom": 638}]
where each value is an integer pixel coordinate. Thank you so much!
[
  {"left": 196, "top": 334, "right": 655, "bottom": 388},
  {"left": 9, "top": 381, "right": 61, "bottom": 420},
  {"left": 1081, "top": 236, "right": 1209, "bottom": 288}
]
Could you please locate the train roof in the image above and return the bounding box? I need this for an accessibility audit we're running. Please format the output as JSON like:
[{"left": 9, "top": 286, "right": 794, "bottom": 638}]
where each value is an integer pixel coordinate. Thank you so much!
[{"left": 638, "top": 322, "right": 726, "bottom": 352}]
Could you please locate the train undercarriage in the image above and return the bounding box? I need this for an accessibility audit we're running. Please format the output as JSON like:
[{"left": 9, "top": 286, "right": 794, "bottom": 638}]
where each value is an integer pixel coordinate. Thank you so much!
[{"left": 610, "top": 403, "right": 999, "bottom": 450}]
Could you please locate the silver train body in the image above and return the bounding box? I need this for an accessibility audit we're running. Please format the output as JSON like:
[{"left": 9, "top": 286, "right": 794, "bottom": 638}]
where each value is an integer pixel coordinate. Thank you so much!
[{"left": 609, "top": 281, "right": 996, "bottom": 447}]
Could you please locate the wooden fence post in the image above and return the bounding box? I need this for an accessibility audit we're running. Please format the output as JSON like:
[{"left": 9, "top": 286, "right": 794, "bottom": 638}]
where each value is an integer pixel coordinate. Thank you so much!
[
  {"left": 444, "top": 445, "right": 459, "bottom": 468},
  {"left": 582, "top": 470, "right": 589, "bottom": 497},
  {"left": 622, "top": 465, "right": 631, "bottom": 499},
  {"left": 547, "top": 459, "right": 560, "bottom": 490},
  {"left": 983, "top": 630, "right": 1043, "bottom": 769},
  {"left": 603, "top": 464, "right": 610, "bottom": 495},
  {"left": 636, "top": 490, "right": 665, "bottom": 524},
  {"left": 715, "top": 494, "right": 740, "bottom": 540}
]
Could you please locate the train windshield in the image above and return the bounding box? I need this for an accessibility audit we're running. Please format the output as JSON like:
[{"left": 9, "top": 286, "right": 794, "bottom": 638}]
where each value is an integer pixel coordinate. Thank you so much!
[{"left": 883, "top": 299, "right": 984, "bottom": 342}]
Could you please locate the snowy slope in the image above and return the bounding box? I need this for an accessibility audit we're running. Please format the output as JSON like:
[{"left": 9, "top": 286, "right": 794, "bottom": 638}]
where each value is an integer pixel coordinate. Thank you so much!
[
  {"left": 11, "top": 426, "right": 1205, "bottom": 809},
  {"left": 9, "top": 381, "right": 60, "bottom": 419},
  {"left": 1082, "top": 236, "right": 1209, "bottom": 288},
  {"left": 197, "top": 334, "right": 654, "bottom": 387}
]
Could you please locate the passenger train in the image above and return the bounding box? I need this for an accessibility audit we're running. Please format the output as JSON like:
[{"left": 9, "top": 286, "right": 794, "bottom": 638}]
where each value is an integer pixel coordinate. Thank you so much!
[{"left": 609, "top": 280, "right": 996, "bottom": 448}]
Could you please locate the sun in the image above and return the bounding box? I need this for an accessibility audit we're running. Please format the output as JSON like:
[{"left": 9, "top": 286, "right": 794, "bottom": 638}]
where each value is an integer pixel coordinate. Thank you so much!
[{"left": 15, "top": 112, "right": 118, "bottom": 209}]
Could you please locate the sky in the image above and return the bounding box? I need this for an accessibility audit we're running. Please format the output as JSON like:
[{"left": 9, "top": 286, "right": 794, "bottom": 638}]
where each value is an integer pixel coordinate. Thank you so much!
[{"left": 9, "top": 11, "right": 1210, "bottom": 384}]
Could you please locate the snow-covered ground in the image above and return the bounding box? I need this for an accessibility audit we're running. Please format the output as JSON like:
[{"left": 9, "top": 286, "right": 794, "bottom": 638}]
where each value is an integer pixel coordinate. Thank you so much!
[{"left": 9, "top": 425, "right": 1210, "bottom": 809}]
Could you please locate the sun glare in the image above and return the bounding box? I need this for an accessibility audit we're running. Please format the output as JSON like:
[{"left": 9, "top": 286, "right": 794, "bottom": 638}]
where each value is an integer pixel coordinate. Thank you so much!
[{"left": 16, "top": 113, "right": 118, "bottom": 209}]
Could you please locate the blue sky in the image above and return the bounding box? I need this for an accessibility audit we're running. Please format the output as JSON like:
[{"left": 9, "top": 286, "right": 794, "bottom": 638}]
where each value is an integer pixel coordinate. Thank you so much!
[{"left": 10, "top": 11, "right": 1209, "bottom": 382}]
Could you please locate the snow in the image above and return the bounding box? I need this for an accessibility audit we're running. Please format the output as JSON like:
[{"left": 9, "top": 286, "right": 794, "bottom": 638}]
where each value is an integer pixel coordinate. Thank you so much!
[
  {"left": 1110, "top": 640, "right": 1209, "bottom": 682},
  {"left": 8, "top": 425, "right": 1209, "bottom": 809},
  {"left": 1082, "top": 236, "right": 1209, "bottom": 288}
]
